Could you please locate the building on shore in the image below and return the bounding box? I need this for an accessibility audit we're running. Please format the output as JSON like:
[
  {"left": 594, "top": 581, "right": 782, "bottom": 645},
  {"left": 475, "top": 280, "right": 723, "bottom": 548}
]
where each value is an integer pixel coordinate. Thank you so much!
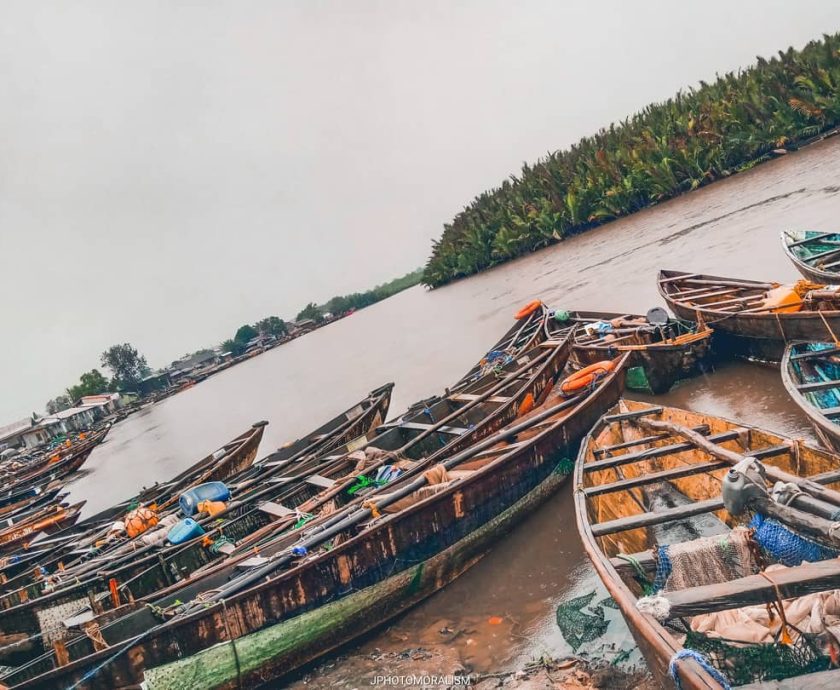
[
  {"left": 289, "top": 319, "right": 317, "bottom": 336},
  {"left": 137, "top": 371, "right": 173, "bottom": 397}
]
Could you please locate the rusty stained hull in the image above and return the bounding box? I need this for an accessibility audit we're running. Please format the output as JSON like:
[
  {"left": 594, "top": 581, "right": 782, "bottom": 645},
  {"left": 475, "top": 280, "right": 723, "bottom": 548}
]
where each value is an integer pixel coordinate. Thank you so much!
[
  {"left": 0, "top": 394, "right": 396, "bottom": 654},
  {"left": 0, "top": 422, "right": 267, "bottom": 592},
  {"left": 658, "top": 269, "right": 840, "bottom": 362},
  {"left": 573, "top": 340, "right": 711, "bottom": 395},
  {"left": 11, "top": 360, "right": 625, "bottom": 690}
]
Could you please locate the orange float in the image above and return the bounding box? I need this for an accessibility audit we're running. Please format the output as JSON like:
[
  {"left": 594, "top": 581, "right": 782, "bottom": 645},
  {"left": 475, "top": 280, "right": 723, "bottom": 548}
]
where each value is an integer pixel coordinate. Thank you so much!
[
  {"left": 514, "top": 300, "right": 542, "bottom": 320},
  {"left": 124, "top": 507, "right": 159, "bottom": 538},
  {"left": 560, "top": 360, "right": 616, "bottom": 395}
]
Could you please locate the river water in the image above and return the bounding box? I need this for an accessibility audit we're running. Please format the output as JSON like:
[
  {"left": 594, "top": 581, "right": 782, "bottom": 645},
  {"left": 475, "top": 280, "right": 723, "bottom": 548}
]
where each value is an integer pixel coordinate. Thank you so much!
[{"left": 67, "top": 137, "right": 840, "bottom": 682}]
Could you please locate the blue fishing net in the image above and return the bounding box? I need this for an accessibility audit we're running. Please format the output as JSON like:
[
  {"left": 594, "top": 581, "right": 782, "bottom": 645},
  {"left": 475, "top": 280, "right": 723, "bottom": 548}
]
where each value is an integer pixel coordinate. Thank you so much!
[{"left": 749, "top": 513, "right": 839, "bottom": 566}]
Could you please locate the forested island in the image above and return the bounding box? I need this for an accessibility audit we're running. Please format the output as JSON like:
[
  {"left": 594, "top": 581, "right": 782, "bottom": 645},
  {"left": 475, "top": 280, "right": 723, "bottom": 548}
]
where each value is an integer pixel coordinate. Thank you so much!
[{"left": 422, "top": 33, "right": 840, "bottom": 287}]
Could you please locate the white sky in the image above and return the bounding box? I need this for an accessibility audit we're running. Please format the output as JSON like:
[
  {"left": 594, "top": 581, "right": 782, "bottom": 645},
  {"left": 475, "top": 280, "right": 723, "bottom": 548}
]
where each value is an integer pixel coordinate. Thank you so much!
[{"left": 2, "top": 0, "right": 840, "bottom": 420}]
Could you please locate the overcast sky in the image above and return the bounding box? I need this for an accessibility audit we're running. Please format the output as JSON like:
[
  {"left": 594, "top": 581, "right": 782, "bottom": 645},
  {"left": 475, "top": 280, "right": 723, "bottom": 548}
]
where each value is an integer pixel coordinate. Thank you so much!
[{"left": 2, "top": 1, "right": 840, "bottom": 421}]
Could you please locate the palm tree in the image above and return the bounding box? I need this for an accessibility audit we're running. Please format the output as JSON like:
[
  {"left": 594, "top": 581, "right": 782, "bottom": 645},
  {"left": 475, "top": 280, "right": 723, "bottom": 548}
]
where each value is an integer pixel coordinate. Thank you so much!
[{"left": 423, "top": 32, "right": 840, "bottom": 287}]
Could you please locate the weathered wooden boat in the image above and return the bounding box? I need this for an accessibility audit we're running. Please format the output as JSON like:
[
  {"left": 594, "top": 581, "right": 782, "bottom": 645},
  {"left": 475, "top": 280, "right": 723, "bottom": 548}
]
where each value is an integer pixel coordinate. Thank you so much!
[
  {"left": 781, "top": 341, "right": 840, "bottom": 453},
  {"left": 658, "top": 270, "right": 840, "bottom": 361},
  {"left": 0, "top": 339, "right": 570, "bottom": 661},
  {"left": 5, "top": 353, "right": 628, "bottom": 690},
  {"left": 781, "top": 230, "right": 840, "bottom": 283},
  {"left": 0, "top": 421, "right": 268, "bottom": 590},
  {"left": 549, "top": 309, "right": 712, "bottom": 394},
  {"left": 0, "top": 384, "right": 390, "bottom": 596},
  {"left": 448, "top": 301, "right": 548, "bottom": 393},
  {"left": 576, "top": 399, "right": 840, "bottom": 689},
  {"left": 258, "top": 382, "right": 394, "bottom": 466},
  {"left": 0, "top": 428, "right": 109, "bottom": 495},
  {"left": 0, "top": 502, "right": 85, "bottom": 555}
]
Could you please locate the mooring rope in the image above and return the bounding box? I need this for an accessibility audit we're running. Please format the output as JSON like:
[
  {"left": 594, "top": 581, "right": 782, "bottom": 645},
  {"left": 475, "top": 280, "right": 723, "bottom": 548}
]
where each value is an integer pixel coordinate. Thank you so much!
[{"left": 668, "top": 649, "right": 732, "bottom": 690}]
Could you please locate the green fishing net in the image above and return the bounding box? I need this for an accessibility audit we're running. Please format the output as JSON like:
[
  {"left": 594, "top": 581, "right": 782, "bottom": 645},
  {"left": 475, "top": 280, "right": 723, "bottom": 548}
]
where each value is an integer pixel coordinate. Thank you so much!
[
  {"left": 680, "top": 628, "right": 830, "bottom": 686},
  {"left": 556, "top": 591, "right": 618, "bottom": 651}
]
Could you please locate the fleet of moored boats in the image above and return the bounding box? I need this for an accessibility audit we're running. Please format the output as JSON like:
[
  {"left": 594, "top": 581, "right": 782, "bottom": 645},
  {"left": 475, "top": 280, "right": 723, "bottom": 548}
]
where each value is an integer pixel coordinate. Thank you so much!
[{"left": 2, "top": 231, "right": 840, "bottom": 688}]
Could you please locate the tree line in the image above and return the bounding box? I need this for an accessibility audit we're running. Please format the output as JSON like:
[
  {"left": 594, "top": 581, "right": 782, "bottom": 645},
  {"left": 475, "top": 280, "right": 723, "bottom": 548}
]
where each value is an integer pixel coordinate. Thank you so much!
[
  {"left": 46, "top": 344, "right": 150, "bottom": 413},
  {"left": 422, "top": 32, "right": 840, "bottom": 287},
  {"left": 45, "top": 269, "right": 422, "bottom": 413}
]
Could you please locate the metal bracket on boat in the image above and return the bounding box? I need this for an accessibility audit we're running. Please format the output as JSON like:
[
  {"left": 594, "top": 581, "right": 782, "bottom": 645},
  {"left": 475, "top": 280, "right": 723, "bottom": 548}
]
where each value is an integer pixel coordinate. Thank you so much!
[{"left": 721, "top": 457, "right": 767, "bottom": 516}]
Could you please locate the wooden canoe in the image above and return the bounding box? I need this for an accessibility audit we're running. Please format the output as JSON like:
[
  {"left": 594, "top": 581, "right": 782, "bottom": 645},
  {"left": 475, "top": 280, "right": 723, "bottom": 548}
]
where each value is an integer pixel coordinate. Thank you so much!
[
  {"left": 0, "top": 337, "right": 571, "bottom": 659},
  {"left": 575, "top": 399, "right": 840, "bottom": 690},
  {"left": 781, "top": 341, "right": 840, "bottom": 453},
  {"left": 448, "top": 302, "right": 548, "bottom": 393},
  {"left": 0, "top": 427, "right": 110, "bottom": 495},
  {"left": 549, "top": 310, "right": 712, "bottom": 394},
  {"left": 0, "top": 421, "right": 268, "bottom": 592},
  {"left": 658, "top": 269, "right": 840, "bottom": 361},
  {"left": 257, "top": 382, "right": 394, "bottom": 466},
  {"left": 5, "top": 355, "right": 628, "bottom": 690},
  {"left": 780, "top": 230, "right": 840, "bottom": 284},
  {"left": 0, "top": 502, "right": 85, "bottom": 554}
]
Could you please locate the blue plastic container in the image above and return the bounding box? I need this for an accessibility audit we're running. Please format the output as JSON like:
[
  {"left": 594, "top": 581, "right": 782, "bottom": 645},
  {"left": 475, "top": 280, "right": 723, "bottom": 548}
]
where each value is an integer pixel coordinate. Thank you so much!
[
  {"left": 167, "top": 518, "right": 205, "bottom": 545},
  {"left": 179, "top": 481, "right": 231, "bottom": 516}
]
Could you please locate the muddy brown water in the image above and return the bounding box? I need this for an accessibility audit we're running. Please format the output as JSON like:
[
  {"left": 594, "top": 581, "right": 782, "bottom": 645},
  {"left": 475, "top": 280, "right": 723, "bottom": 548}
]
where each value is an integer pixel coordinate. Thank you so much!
[{"left": 66, "top": 137, "right": 840, "bottom": 682}]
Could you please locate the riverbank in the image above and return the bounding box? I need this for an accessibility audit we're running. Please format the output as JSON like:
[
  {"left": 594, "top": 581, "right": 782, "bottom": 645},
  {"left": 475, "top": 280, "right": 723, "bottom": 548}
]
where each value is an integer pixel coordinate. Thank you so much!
[{"left": 289, "top": 642, "right": 655, "bottom": 690}]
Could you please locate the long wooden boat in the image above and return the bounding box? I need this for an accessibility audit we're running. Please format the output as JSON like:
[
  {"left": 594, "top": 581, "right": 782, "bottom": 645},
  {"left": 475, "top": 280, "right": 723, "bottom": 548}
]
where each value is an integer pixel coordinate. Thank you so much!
[
  {"left": 780, "top": 230, "right": 840, "bottom": 283},
  {"left": 0, "top": 338, "right": 570, "bottom": 661},
  {"left": 0, "top": 502, "right": 85, "bottom": 554},
  {"left": 258, "top": 382, "right": 394, "bottom": 466},
  {"left": 0, "top": 421, "right": 268, "bottom": 590},
  {"left": 550, "top": 310, "right": 712, "bottom": 394},
  {"left": 448, "top": 301, "right": 548, "bottom": 393},
  {"left": 781, "top": 341, "right": 840, "bottom": 453},
  {"left": 658, "top": 269, "right": 840, "bottom": 361},
  {"left": 6, "top": 354, "right": 628, "bottom": 690},
  {"left": 576, "top": 399, "right": 840, "bottom": 689},
  {"left": 0, "top": 428, "right": 110, "bottom": 495}
]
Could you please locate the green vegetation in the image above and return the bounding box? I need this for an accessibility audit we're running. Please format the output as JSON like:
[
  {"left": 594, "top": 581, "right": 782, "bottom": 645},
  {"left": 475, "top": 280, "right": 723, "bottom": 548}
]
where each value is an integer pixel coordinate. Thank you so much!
[
  {"left": 42, "top": 270, "right": 422, "bottom": 411},
  {"left": 423, "top": 33, "right": 840, "bottom": 287},
  {"left": 67, "top": 369, "right": 110, "bottom": 401},
  {"left": 234, "top": 324, "right": 259, "bottom": 343},
  {"left": 45, "top": 395, "right": 71, "bottom": 415},
  {"left": 101, "top": 343, "right": 151, "bottom": 391},
  {"left": 320, "top": 269, "right": 423, "bottom": 315},
  {"left": 295, "top": 302, "right": 324, "bottom": 323},
  {"left": 255, "top": 316, "right": 288, "bottom": 338}
]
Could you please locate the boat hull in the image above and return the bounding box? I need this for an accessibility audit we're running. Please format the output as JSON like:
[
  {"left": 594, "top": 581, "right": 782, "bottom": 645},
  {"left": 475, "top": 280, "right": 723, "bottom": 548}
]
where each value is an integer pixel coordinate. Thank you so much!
[
  {"left": 781, "top": 342, "right": 840, "bottom": 454},
  {"left": 143, "top": 465, "right": 568, "bottom": 690},
  {"left": 11, "top": 360, "right": 624, "bottom": 690},
  {"left": 659, "top": 270, "right": 840, "bottom": 363},
  {"left": 574, "top": 341, "right": 710, "bottom": 395},
  {"left": 781, "top": 230, "right": 840, "bottom": 284}
]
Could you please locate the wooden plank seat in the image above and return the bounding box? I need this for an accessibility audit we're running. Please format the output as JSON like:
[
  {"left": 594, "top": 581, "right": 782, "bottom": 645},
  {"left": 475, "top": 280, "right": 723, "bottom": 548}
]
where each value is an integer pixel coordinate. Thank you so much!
[
  {"left": 796, "top": 379, "right": 840, "bottom": 393},
  {"left": 583, "top": 429, "right": 742, "bottom": 473},
  {"left": 590, "top": 498, "right": 724, "bottom": 537},
  {"left": 399, "top": 422, "right": 470, "bottom": 435},
  {"left": 662, "top": 558, "right": 840, "bottom": 619},
  {"left": 593, "top": 425, "right": 710, "bottom": 456},
  {"left": 448, "top": 393, "right": 512, "bottom": 404},
  {"left": 790, "top": 346, "right": 840, "bottom": 361}
]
